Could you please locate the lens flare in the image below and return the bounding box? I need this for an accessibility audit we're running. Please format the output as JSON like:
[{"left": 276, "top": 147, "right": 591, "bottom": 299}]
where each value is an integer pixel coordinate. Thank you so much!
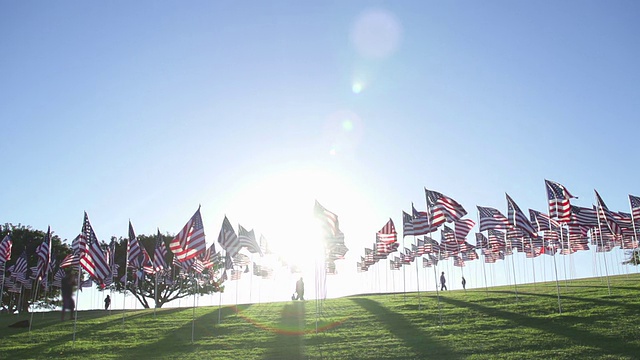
[{"left": 350, "top": 9, "right": 402, "bottom": 59}]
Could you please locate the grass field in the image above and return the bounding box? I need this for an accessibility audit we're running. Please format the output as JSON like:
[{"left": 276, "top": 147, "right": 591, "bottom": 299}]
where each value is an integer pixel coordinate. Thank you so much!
[{"left": 1, "top": 274, "right": 639, "bottom": 359}]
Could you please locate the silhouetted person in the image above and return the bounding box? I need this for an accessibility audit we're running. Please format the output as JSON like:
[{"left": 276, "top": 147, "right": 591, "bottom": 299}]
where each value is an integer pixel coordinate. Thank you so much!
[
  {"left": 440, "top": 272, "right": 447, "bottom": 291},
  {"left": 462, "top": 276, "right": 467, "bottom": 290},
  {"left": 295, "top": 277, "right": 305, "bottom": 300},
  {"left": 104, "top": 295, "right": 111, "bottom": 310},
  {"left": 61, "top": 272, "right": 75, "bottom": 321}
]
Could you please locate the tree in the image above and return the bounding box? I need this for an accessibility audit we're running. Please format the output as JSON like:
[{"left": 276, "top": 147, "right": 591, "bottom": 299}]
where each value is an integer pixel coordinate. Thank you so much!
[
  {"left": 0, "top": 223, "right": 72, "bottom": 313},
  {"left": 108, "top": 233, "right": 224, "bottom": 308}
]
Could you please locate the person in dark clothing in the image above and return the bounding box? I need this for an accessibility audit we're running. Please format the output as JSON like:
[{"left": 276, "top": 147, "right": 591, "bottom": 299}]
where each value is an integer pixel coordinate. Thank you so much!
[
  {"left": 61, "top": 272, "right": 75, "bottom": 321},
  {"left": 440, "top": 272, "right": 447, "bottom": 291},
  {"left": 462, "top": 276, "right": 467, "bottom": 290},
  {"left": 295, "top": 277, "right": 305, "bottom": 300},
  {"left": 104, "top": 295, "right": 111, "bottom": 310}
]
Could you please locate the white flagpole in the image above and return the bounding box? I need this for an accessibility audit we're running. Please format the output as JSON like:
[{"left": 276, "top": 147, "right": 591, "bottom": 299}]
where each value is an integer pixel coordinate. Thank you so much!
[
  {"left": 545, "top": 206, "right": 562, "bottom": 314},
  {"left": 154, "top": 272, "right": 158, "bottom": 318},
  {"left": 594, "top": 193, "right": 612, "bottom": 296},
  {"left": 28, "top": 278, "right": 41, "bottom": 333},
  {"left": 505, "top": 232, "right": 518, "bottom": 300},
  {"left": 73, "top": 264, "right": 83, "bottom": 345},
  {"left": 628, "top": 196, "right": 639, "bottom": 273},
  {"left": 0, "top": 262, "right": 6, "bottom": 310},
  {"left": 191, "top": 274, "right": 197, "bottom": 344}
]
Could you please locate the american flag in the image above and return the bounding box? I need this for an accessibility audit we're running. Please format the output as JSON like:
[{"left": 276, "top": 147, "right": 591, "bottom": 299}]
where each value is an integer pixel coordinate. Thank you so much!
[
  {"left": 217, "top": 216, "right": 241, "bottom": 258},
  {"left": 35, "top": 226, "right": 51, "bottom": 281},
  {"left": 477, "top": 206, "right": 509, "bottom": 231},
  {"left": 72, "top": 233, "right": 86, "bottom": 256},
  {"left": 259, "top": 234, "right": 270, "bottom": 255},
  {"left": 529, "top": 209, "right": 559, "bottom": 232},
  {"left": 423, "top": 236, "right": 440, "bottom": 254},
  {"left": 11, "top": 251, "right": 28, "bottom": 283},
  {"left": 81, "top": 212, "right": 111, "bottom": 282},
  {"left": 412, "top": 204, "right": 444, "bottom": 232},
  {"left": 454, "top": 219, "right": 475, "bottom": 242},
  {"left": 594, "top": 190, "right": 622, "bottom": 235},
  {"left": 570, "top": 206, "right": 599, "bottom": 227},
  {"left": 153, "top": 230, "right": 168, "bottom": 272},
  {"left": 60, "top": 253, "right": 79, "bottom": 268},
  {"left": 425, "top": 188, "right": 467, "bottom": 223},
  {"left": 475, "top": 232, "right": 489, "bottom": 249},
  {"left": 453, "top": 256, "right": 465, "bottom": 267},
  {"left": 127, "top": 221, "right": 142, "bottom": 268},
  {"left": 314, "top": 200, "right": 342, "bottom": 239},
  {"left": 506, "top": 194, "right": 538, "bottom": 238},
  {"left": 629, "top": 194, "right": 640, "bottom": 221},
  {"left": 0, "top": 234, "right": 12, "bottom": 263},
  {"left": 545, "top": 180, "right": 575, "bottom": 222},
  {"left": 402, "top": 211, "right": 414, "bottom": 237},
  {"left": 230, "top": 269, "right": 242, "bottom": 281},
  {"left": 170, "top": 207, "right": 207, "bottom": 262},
  {"left": 376, "top": 218, "right": 397, "bottom": 245},
  {"left": 200, "top": 244, "right": 218, "bottom": 269},
  {"left": 237, "top": 225, "right": 262, "bottom": 256}
]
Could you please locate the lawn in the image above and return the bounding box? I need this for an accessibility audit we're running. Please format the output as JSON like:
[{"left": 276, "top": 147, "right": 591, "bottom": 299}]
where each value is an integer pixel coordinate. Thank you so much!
[{"left": 1, "top": 274, "right": 639, "bottom": 359}]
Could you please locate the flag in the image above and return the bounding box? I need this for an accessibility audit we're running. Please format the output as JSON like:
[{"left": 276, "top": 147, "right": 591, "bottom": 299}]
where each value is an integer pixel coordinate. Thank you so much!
[
  {"left": 60, "top": 253, "right": 79, "bottom": 268},
  {"left": 410, "top": 204, "right": 442, "bottom": 235},
  {"left": 200, "top": 245, "right": 218, "bottom": 269},
  {"left": 425, "top": 188, "right": 467, "bottom": 223},
  {"left": 402, "top": 211, "right": 414, "bottom": 237},
  {"left": 376, "top": 218, "right": 397, "bottom": 244},
  {"left": 477, "top": 206, "right": 509, "bottom": 231},
  {"left": 529, "top": 209, "right": 559, "bottom": 232},
  {"left": 237, "top": 225, "right": 263, "bottom": 255},
  {"left": 0, "top": 235, "right": 12, "bottom": 263},
  {"left": 217, "top": 216, "right": 241, "bottom": 258},
  {"left": 127, "top": 221, "right": 142, "bottom": 268},
  {"left": 594, "top": 190, "right": 622, "bottom": 235},
  {"left": 35, "top": 226, "right": 52, "bottom": 280},
  {"left": 475, "top": 232, "right": 489, "bottom": 249},
  {"left": 454, "top": 218, "right": 475, "bottom": 242},
  {"left": 629, "top": 195, "right": 640, "bottom": 222},
  {"left": 170, "top": 207, "right": 207, "bottom": 262},
  {"left": 153, "top": 229, "right": 168, "bottom": 272},
  {"left": 81, "top": 212, "right": 111, "bottom": 282},
  {"left": 259, "top": 234, "right": 270, "bottom": 255},
  {"left": 314, "top": 200, "right": 344, "bottom": 239},
  {"left": 570, "top": 206, "right": 599, "bottom": 227},
  {"left": 545, "top": 180, "right": 575, "bottom": 222},
  {"left": 506, "top": 194, "right": 538, "bottom": 238},
  {"left": 11, "top": 251, "right": 28, "bottom": 282}
]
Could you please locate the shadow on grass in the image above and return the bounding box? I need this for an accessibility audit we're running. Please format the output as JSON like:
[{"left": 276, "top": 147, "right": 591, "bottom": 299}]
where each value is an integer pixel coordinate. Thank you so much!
[
  {"left": 262, "top": 301, "right": 306, "bottom": 359},
  {"left": 485, "top": 290, "right": 639, "bottom": 314},
  {"left": 350, "top": 298, "right": 456, "bottom": 358},
  {"left": 117, "top": 304, "right": 252, "bottom": 359},
  {"left": 439, "top": 297, "right": 640, "bottom": 358},
  {"left": 1, "top": 308, "right": 187, "bottom": 359}
]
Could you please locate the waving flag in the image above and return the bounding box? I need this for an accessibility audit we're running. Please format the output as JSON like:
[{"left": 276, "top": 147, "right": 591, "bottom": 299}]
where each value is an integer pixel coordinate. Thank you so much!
[
  {"left": 218, "top": 216, "right": 241, "bottom": 257},
  {"left": 238, "top": 225, "right": 262, "bottom": 255},
  {"left": 425, "top": 188, "right": 467, "bottom": 223},
  {"left": 170, "top": 207, "right": 207, "bottom": 262},
  {"left": 629, "top": 195, "right": 640, "bottom": 221},
  {"left": 314, "top": 200, "right": 344, "bottom": 239},
  {"left": 454, "top": 219, "right": 475, "bottom": 242},
  {"left": 376, "top": 218, "right": 397, "bottom": 244},
  {"left": 0, "top": 234, "right": 12, "bottom": 263},
  {"left": 35, "top": 226, "right": 52, "bottom": 280},
  {"left": 545, "top": 180, "right": 576, "bottom": 222},
  {"left": 81, "top": 212, "right": 111, "bottom": 282},
  {"left": 127, "top": 221, "right": 142, "bottom": 268},
  {"left": 594, "top": 190, "right": 622, "bottom": 235},
  {"left": 506, "top": 194, "right": 537, "bottom": 238},
  {"left": 11, "top": 251, "right": 28, "bottom": 283},
  {"left": 529, "top": 209, "right": 559, "bottom": 232},
  {"left": 153, "top": 229, "right": 168, "bottom": 272},
  {"left": 477, "top": 206, "right": 509, "bottom": 231}
]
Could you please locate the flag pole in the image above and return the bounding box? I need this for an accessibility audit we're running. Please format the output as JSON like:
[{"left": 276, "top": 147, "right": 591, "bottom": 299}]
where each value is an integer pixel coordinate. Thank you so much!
[
  {"left": 0, "top": 262, "right": 6, "bottom": 310},
  {"left": 505, "top": 232, "right": 518, "bottom": 300},
  {"left": 545, "top": 192, "right": 562, "bottom": 314},
  {"left": 594, "top": 192, "right": 612, "bottom": 296},
  {"left": 73, "top": 264, "right": 83, "bottom": 345},
  {"left": 154, "top": 272, "right": 158, "bottom": 318},
  {"left": 191, "top": 273, "right": 197, "bottom": 344},
  {"left": 28, "top": 278, "right": 41, "bottom": 333},
  {"left": 628, "top": 196, "right": 639, "bottom": 272}
]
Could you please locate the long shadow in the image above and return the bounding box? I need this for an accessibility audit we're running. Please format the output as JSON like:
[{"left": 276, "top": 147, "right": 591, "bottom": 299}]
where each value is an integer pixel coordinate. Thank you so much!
[
  {"left": 485, "top": 290, "right": 640, "bottom": 314},
  {"left": 262, "top": 301, "right": 305, "bottom": 359},
  {"left": 439, "top": 297, "right": 640, "bottom": 358},
  {"left": 119, "top": 304, "right": 253, "bottom": 358},
  {"left": 1, "top": 308, "right": 187, "bottom": 359},
  {"left": 350, "top": 298, "right": 457, "bottom": 358}
]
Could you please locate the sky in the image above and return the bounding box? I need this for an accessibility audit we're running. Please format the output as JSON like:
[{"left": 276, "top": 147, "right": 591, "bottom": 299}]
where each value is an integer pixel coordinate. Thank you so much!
[{"left": 2, "top": 1, "right": 640, "bottom": 308}]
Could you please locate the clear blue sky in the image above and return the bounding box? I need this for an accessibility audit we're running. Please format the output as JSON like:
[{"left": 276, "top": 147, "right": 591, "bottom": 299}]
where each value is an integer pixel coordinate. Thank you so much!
[{"left": 2, "top": 1, "right": 640, "bottom": 302}]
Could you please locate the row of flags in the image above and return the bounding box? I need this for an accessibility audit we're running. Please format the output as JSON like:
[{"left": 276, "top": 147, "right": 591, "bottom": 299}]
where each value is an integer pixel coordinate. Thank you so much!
[{"left": 358, "top": 181, "right": 640, "bottom": 273}]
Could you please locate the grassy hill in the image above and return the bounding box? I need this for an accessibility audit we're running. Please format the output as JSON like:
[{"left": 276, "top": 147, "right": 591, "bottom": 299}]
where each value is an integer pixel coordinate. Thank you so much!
[{"left": 1, "top": 274, "right": 639, "bottom": 359}]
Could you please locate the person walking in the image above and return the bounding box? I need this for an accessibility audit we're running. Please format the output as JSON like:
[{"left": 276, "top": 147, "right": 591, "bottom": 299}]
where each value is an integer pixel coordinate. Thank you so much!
[
  {"left": 440, "top": 272, "right": 447, "bottom": 291},
  {"left": 61, "top": 272, "right": 75, "bottom": 321},
  {"left": 104, "top": 295, "right": 111, "bottom": 310},
  {"left": 295, "top": 277, "right": 305, "bottom": 300},
  {"left": 462, "top": 276, "right": 467, "bottom": 291}
]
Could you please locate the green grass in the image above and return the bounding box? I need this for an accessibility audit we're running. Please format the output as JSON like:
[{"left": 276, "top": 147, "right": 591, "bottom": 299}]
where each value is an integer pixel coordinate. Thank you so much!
[{"left": 1, "top": 275, "right": 639, "bottom": 359}]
